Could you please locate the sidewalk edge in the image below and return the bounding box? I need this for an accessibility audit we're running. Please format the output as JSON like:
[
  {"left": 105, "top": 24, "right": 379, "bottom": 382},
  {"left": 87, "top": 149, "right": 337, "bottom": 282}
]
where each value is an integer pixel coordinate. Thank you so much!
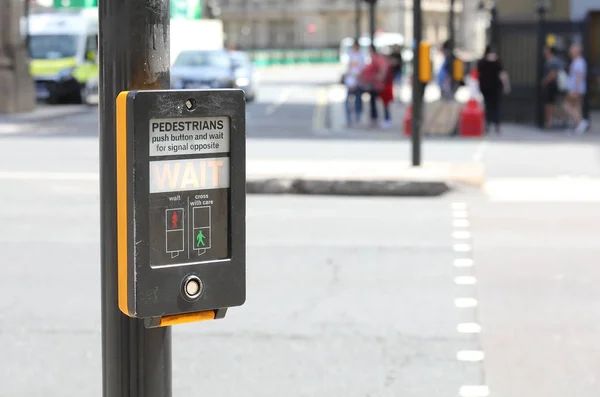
[{"left": 247, "top": 177, "right": 453, "bottom": 196}]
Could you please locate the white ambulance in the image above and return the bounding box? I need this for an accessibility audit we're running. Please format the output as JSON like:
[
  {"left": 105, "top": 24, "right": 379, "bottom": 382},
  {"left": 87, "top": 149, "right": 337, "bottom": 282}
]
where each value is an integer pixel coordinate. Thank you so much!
[{"left": 23, "top": 8, "right": 98, "bottom": 103}]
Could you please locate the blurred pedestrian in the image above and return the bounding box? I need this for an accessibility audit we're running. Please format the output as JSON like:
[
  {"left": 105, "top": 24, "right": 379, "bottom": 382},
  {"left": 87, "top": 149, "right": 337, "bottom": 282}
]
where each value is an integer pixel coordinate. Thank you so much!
[
  {"left": 343, "top": 39, "right": 365, "bottom": 127},
  {"left": 389, "top": 44, "right": 404, "bottom": 99},
  {"left": 437, "top": 41, "right": 453, "bottom": 100},
  {"left": 541, "top": 46, "right": 567, "bottom": 129},
  {"left": 477, "top": 45, "right": 510, "bottom": 134},
  {"left": 563, "top": 43, "right": 589, "bottom": 134},
  {"left": 379, "top": 57, "right": 395, "bottom": 128},
  {"left": 359, "top": 45, "right": 390, "bottom": 128}
]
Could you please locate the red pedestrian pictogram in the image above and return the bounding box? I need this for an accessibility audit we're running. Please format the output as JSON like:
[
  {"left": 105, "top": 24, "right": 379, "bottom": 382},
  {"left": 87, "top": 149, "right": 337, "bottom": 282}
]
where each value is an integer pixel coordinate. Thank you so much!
[{"left": 171, "top": 211, "right": 178, "bottom": 229}]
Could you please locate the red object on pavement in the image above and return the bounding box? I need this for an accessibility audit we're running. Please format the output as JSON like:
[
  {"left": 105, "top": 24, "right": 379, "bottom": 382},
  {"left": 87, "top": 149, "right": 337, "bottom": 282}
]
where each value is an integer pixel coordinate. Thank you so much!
[
  {"left": 470, "top": 67, "right": 479, "bottom": 80},
  {"left": 380, "top": 66, "right": 395, "bottom": 106},
  {"left": 404, "top": 104, "right": 413, "bottom": 136},
  {"left": 459, "top": 99, "right": 484, "bottom": 137}
]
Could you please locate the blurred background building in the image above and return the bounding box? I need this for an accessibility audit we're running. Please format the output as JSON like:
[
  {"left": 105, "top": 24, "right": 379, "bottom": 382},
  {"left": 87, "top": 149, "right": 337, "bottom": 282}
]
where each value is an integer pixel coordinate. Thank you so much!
[
  {"left": 218, "top": 0, "right": 483, "bottom": 54},
  {"left": 20, "top": 0, "right": 488, "bottom": 55},
  {"left": 497, "top": 0, "right": 596, "bottom": 20}
]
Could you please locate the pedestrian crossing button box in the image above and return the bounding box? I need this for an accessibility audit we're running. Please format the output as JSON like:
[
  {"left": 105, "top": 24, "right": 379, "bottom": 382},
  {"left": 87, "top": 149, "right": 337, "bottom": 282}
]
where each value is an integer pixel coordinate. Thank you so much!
[
  {"left": 116, "top": 89, "right": 246, "bottom": 327},
  {"left": 418, "top": 41, "right": 432, "bottom": 83}
]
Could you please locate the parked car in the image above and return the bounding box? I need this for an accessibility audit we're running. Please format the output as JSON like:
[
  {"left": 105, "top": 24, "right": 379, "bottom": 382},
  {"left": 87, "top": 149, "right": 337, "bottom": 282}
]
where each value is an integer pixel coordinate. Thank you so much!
[
  {"left": 229, "top": 50, "right": 259, "bottom": 101},
  {"left": 170, "top": 50, "right": 236, "bottom": 90},
  {"left": 84, "top": 49, "right": 260, "bottom": 104}
]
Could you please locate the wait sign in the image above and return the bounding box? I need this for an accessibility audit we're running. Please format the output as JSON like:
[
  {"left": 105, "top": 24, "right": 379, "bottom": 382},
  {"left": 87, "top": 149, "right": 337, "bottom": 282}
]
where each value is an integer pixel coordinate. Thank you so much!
[{"left": 149, "top": 157, "right": 230, "bottom": 193}]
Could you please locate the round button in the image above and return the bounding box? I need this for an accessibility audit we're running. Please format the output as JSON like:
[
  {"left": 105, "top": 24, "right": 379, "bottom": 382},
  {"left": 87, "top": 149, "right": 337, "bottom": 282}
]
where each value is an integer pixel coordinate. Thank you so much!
[
  {"left": 182, "top": 275, "right": 203, "bottom": 300},
  {"left": 186, "top": 279, "right": 200, "bottom": 296}
]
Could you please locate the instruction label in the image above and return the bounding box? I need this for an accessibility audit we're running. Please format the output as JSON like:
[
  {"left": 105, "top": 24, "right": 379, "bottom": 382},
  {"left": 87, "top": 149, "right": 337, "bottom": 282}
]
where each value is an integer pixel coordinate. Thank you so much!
[{"left": 149, "top": 116, "right": 230, "bottom": 157}]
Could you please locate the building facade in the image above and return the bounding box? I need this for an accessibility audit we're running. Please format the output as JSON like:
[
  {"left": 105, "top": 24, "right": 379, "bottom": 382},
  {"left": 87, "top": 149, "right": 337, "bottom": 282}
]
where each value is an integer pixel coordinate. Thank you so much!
[
  {"left": 495, "top": 0, "right": 599, "bottom": 20},
  {"left": 492, "top": 0, "right": 599, "bottom": 113},
  {"left": 495, "top": 0, "right": 570, "bottom": 20},
  {"left": 218, "top": 0, "right": 483, "bottom": 53}
]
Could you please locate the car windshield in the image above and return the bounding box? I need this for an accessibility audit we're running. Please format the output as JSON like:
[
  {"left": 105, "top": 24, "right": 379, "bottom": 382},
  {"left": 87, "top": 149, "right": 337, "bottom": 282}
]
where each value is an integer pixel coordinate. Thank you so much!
[
  {"left": 29, "top": 34, "right": 78, "bottom": 59},
  {"left": 174, "top": 51, "right": 232, "bottom": 68}
]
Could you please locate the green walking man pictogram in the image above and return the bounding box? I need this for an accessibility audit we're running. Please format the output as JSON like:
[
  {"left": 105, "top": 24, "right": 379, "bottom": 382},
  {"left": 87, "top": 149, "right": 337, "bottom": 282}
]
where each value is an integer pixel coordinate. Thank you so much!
[{"left": 196, "top": 230, "right": 206, "bottom": 247}]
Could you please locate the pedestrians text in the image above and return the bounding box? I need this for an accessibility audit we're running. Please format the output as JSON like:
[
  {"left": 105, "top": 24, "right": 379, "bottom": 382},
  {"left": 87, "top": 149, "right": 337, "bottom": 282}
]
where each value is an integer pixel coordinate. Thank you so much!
[{"left": 149, "top": 116, "right": 230, "bottom": 157}]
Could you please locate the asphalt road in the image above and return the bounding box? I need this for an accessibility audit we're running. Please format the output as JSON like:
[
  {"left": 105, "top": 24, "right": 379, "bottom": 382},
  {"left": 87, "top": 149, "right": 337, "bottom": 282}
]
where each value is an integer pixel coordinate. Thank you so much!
[
  {"left": 1, "top": 65, "right": 600, "bottom": 397},
  {"left": 0, "top": 65, "right": 343, "bottom": 140}
]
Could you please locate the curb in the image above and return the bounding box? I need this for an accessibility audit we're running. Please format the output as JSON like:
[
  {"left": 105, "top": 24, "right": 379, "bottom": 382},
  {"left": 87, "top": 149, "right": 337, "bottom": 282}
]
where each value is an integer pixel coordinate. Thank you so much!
[
  {"left": 245, "top": 159, "right": 485, "bottom": 197},
  {"left": 0, "top": 106, "right": 92, "bottom": 126},
  {"left": 247, "top": 178, "right": 451, "bottom": 196}
]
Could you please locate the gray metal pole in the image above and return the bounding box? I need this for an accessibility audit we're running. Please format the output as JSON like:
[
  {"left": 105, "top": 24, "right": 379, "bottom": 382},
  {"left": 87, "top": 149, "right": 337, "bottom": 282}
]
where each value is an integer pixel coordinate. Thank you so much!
[
  {"left": 490, "top": 2, "right": 498, "bottom": 47},
  {"left": 448, "top": 0, "right": 455, "bottom": 51},
  {"left": 411, "top": 0, "right": 422, "bottom": 166},
  {"left": 448, "top": 0, "right": 455, "bottom": 92},
  {"left": 369, "top": 1, "right": 376, "bottom": 42},
  {"left": 535, "top": 5, "right": 546, "bottom": 128},
  {"left": 355, "top": 0, "right": 361, "bottom": 38},
  {"left": 99, "top": 2, "right": 172, "bottom": 397}
]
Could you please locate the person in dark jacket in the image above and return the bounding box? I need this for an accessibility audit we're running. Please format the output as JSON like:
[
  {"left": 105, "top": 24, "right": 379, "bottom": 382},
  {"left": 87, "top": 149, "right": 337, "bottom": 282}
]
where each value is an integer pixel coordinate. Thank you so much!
[
  {"left": 477, "top": 45, "right": 510, "bottom": 134},
  {"left": 388, "top": 44, "right": 404, "bottom": 100},
  {"left": 541, "top": 45, "right": 566, "bottom": 128},
  {"left": 438, "top": 41, "right": 453, "bottom": 99}
]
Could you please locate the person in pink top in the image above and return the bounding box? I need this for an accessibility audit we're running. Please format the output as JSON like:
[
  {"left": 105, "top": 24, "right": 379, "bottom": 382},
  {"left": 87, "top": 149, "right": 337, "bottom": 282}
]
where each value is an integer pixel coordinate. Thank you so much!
[{"left": 359, "top": 45, "right": 390, "bottom": 128}]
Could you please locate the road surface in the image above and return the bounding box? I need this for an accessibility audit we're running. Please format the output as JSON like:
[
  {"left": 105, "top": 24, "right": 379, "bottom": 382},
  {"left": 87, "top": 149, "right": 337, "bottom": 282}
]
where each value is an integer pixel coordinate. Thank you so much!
[{"left": 1, "top": 65, "right": 599, "bottom": 397}]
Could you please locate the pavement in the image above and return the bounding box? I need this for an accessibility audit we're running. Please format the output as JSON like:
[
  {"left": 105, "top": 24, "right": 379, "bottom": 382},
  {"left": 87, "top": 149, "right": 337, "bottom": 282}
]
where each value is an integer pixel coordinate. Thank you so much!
[
  {"left": 0, "top": 104, "right": 92, "bottom": 134},
  {"left": 1, "top": 64, "right": 600, "bottom": 397},
  {"left": 2, "top": 65, "right": 598, "bottom": 197},
  {"left": 0, "top": 65, "right": 480, "bottom": 197}
]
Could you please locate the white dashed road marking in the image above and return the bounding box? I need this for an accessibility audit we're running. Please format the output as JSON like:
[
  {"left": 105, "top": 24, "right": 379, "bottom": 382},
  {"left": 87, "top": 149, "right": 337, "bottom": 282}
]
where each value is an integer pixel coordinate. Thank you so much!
[
  {"left": 455, "top": 297, "right": 478, "bottom": 308},
  {"left": 457, "top": 350, "right": 485, "bottom": 362},
  {"left": 451, "top": 202, "right": 489, "bottom": 395}
]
